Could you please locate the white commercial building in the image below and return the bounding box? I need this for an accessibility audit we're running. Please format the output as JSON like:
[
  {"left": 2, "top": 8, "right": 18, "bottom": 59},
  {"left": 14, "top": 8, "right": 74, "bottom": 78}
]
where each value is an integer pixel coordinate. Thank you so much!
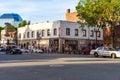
[{"left": 17, "top": 20, "right": 103, "bottom": 53}]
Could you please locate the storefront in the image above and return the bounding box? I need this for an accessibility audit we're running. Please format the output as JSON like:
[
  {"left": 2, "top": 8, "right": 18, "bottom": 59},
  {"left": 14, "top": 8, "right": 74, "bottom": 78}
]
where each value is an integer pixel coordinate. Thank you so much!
[{"left": 49, "top": 39, "right": 59, "bottom": 52}]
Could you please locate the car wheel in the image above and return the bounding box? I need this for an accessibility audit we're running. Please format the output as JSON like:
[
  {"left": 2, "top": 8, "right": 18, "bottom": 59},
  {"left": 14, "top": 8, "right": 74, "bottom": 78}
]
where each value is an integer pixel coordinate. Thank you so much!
[
  {"left": 111, "top": 53, "right": 116, "bottom": 59},
  {"left": 19, "top": 52, "right": 22, "bottom": 55},
  {"left": 94, "top": 52, "right": 99, "bottom": 57},
  {"left": 10, "top": 51, "right": 14, "bottom": 55}
]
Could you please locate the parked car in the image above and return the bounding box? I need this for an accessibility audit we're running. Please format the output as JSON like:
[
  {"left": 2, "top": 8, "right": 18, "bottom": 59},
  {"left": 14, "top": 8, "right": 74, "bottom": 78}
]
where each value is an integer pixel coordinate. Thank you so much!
[
  {"left": 6, "top": 45, "right": 22, "bottom": 54},
  {"left": 20, "top": 48, "right": 29, "bottom": 53},
  {"left": 0, "top": 46, "right": 6, "bottom": 52},
  {"left": 90, "top": 46, "right": 120, "bottom": 58}
]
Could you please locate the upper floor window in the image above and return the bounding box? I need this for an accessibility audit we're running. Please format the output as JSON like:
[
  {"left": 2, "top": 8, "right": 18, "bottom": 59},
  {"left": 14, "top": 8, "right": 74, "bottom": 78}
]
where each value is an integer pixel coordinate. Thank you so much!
[
  {"left": 31, "top": 31, "right": 34, "bottom": 38},
  {"left": 36, "top": 31, "right": 41, "bottom": 38},
  {"left": 90, "top": 30, "right": 94, "bottom": 37},
  {"left": 19, "top": 33, "right": 21, "bottom": 39},
  {"left": 75, "top": 29, "right": 78, "bottom": 36},
  {"left": 42, "top": 30, "right": 45, "bottom": 37},
  {"left": 97, "top": 31, "right": 101, "bottom": 37},
  {"left": 23, "top": 34, "right": 25, "bottom": 38},
  {"left": 66, "top": 28, "right": 70, "bottom": 36},
  {"left": 83, "top": 29, "right": 86, "bottom": 37},
  {"left": 27, "top": 32, "right": 29, "bottom": 38},
  {"left": 53, "top": 28, "right": 57, "bottom": 36},
  {"left": 47, "top": 29, "right": 50, "bottom": 36}
]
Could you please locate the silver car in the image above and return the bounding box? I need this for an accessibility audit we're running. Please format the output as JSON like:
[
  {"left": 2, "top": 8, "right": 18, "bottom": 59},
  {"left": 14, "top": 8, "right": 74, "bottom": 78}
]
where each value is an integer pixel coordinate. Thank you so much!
[{"left": 90, "top": 46, "right": 120, "bottom": 58}]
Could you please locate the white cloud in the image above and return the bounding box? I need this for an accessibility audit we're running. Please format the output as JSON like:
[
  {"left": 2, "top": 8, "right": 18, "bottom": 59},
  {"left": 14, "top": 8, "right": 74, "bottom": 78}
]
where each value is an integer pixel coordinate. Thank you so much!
[{"left": 0, "top": 0, "right": 79, "bottom": 23}]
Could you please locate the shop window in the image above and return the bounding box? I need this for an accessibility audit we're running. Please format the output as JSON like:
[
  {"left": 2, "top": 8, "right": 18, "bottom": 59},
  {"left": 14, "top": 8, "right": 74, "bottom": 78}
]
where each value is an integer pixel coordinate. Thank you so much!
[
  {"left": 47, "top": 29, "right": 50, "bottom": 36},
  {"left": 83, "top": 29, "right": 86, "bottom": 37},
  {"left": 53, "top": 28, "right": 57, "bottom": 36},
  {"left": 90, "top": 30, "right": 94, "bottom": 37},
  {"left": 66, "top": 28, "right": 70, "bottom": 36},
  {"left": 75, "top": 29, "right": 78, "bottom": 36}
]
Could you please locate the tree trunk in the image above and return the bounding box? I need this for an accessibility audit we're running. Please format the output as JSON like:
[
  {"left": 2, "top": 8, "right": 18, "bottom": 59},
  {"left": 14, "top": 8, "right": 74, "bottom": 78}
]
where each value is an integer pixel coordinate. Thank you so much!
[{"left": 111, "top": 26, "right": 115, "bottom": 48}]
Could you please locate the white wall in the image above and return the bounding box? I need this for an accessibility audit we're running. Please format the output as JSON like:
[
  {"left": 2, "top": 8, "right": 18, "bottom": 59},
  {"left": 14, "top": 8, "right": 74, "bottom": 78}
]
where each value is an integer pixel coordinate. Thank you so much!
[
  {"left": 59, "top": 21, "right": 103, "bottom": 40},
  {"left": 17, "top": 20, "right": 103, "bottom": 41}
]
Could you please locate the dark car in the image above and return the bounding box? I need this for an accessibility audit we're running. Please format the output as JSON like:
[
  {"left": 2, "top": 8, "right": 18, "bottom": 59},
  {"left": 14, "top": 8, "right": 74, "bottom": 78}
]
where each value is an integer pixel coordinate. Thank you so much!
[
  {"left": 6, "top": 45, "right": 22, "bottom": 54},
  {"left": 0, "top": 46, "right": 6, "bottom": 52}
]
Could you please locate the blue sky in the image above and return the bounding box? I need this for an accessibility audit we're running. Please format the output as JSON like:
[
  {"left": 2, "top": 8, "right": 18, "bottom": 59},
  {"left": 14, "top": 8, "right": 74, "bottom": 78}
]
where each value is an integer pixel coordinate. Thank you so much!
[{"left": 0, "top": 0, "right": 79, "bottom": 23}]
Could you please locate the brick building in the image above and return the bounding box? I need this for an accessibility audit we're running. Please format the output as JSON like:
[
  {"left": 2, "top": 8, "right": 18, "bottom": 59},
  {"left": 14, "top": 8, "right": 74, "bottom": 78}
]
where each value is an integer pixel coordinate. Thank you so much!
[
  {"left": 104, "top": 25, "right": 120, "bottom": 48},
  {"left": 65, "top": 9, "right": 120, "bottom": 48},
  {"left": 66, "top": 9, "right": 79, "bottom": 22}
]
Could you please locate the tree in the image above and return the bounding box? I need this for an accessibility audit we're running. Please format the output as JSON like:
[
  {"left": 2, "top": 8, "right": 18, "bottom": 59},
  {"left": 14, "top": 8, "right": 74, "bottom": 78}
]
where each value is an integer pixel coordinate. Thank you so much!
[
  {"left": 76, "top": 0, "right": 120, "bottom": 47},
  {"left": 4, "top": 24, "right": 16, "bottom": 31},
  {"left": 18, "top": 20, "right": 31, "bottom": 27},
  {"left": 0, "top": 26, "right": 4, "bottom": 40}
]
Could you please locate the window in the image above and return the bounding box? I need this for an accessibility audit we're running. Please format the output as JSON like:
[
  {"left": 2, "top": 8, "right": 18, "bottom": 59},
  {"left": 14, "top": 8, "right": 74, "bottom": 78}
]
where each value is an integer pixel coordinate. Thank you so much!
[
  {"left": 27, "top": 32, "right": 29, "bottom": 38},
  {"left": 42, "top": 30, "right": 45, "bottom": 37},
  {"left": 66, "top": 28, "right": 70, "bottom": 36},
  {"left": 90, "top": 30, "right": 94, "bottom": 37},
  {"left": 23, "top": 34, "right": 25, "bottom": 38},
  {"left": 36, "top": 31, "right": 40, "bottom": 38},
  {"left": 83, "top": 29, "right": 86, "bottom": 37},
  {"left": 97, "top": 31, "right": 100, "bottom": 37},
  {"left": 75, "top": 29, "right": 78, "bottom": 36},
  {"left": 19, "top": 33, "right": 21, "bottom": 39},
  {"left": 53, "top": 28, "right": 57, "bottom": 36},
  {"left": 31, "top": 31, "right": 34, "bottom": 38},
  {"left": 47, "top": 29, "right": 50, "bottom": 36}
]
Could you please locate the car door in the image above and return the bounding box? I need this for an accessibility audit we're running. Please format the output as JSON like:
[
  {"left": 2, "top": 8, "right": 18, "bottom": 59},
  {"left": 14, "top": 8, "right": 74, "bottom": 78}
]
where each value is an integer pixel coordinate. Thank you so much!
[
  {"left": 97, "top": 47, "right": 104, "bottom": 56},
  {"left": 102, "top": 47, "right": 110, "bottom": 56}
]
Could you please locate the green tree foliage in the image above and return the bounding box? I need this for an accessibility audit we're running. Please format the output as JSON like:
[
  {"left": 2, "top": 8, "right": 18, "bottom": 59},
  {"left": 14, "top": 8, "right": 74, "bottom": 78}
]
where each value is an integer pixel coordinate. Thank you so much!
[
  {"left": 0, "top": 26, "right": 4, "bottom": 31},
  {"left": 4, "top": 23, "right": 16, "bottom": 31},
  {"left": 0, "top": 26, "right": 4, "bottom": 40},
  {"left": 18, "top": 20, "right": 31, "bottom": 27},
  {"left": 28, "top": 21, "right": 31, "bottom": 25},
  {"left": 76, "top": 0, "right": 120, "bottom": 47},
  {"left": 18, "top": 20, "right": 27, "bottom": 27},
  {"left": 76, "top": 0, "right": 120, "bottom": 28}
]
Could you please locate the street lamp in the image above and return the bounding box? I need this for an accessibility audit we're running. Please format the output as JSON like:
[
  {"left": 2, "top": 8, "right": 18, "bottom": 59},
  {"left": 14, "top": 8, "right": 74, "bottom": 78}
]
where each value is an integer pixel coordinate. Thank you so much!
[
  {"left": 36, "top": 31, "right": 41, "bottom": 49},
  {"left": 4, "top": 23, "right": 10, "bottom": 45},
  {"left": 94, "top": 28, "right": 99, "bottom": 48}
]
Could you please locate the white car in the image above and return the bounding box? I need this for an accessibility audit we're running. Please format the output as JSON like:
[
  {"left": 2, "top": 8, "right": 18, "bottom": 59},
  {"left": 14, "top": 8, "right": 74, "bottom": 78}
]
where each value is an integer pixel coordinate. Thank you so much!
[
  {"left": 90, "top": 46, "right": 120, "bottom": 58},
  {"left": 20, "top": 48, "right": 29, "bottom": 53}
]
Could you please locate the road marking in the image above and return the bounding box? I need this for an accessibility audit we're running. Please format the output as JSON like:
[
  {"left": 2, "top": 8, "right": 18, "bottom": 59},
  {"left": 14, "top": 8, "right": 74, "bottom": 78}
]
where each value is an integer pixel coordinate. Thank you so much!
[
  {"left": 49, "top": 64, "right": 64, "bottom": 67},
  {"left": 0, "top": 58, "right": 120, "bottom": 68}
]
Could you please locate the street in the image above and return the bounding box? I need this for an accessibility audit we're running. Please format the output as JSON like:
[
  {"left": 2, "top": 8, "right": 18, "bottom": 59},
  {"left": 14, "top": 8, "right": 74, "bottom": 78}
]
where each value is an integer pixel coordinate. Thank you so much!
[{"left": 0, "top": 53, "right": 120, "bottom": 80}]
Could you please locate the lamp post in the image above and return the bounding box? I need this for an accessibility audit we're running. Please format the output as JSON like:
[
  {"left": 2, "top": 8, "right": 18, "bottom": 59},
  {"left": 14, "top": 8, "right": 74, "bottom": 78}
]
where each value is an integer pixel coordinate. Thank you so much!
[
  {"left": 94, "top": 28, "right": 99, "bottom": 48},
  {"left": 36, "top": 31, "right": 41, "bottom": 49},
  {"left": 4, "top": 23, "right": 10, "bottom": 45}
]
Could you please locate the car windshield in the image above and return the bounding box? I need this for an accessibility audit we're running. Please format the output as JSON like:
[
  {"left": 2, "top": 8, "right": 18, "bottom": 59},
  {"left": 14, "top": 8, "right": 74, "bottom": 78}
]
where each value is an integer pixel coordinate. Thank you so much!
[
  {"left": 12, "top": 46, "right": 17, "bottom": 48},
  {"left": 108, "top": 48, "right": 115, "bottom": 51},
  {"left": 116, "top": 48, "right": 120, "bottom": 51},
  {"left": 104, "top": 47, "right": 115, "bottom": 51}
]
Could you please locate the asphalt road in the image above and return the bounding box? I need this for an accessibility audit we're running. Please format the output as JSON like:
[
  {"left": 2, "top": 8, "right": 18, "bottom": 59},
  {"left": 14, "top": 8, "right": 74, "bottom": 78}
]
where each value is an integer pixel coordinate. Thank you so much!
[{"left": 0, "top": 53, "right": 120, "bottom": 80}]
